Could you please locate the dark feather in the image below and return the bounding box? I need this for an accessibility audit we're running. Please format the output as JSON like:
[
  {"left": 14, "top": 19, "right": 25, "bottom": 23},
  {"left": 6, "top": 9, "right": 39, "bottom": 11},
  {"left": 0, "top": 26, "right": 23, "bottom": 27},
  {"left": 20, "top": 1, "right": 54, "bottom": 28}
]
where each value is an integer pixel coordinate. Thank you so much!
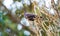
[{"left": 24, "top": 13, "right": 36, "bottom": 21}]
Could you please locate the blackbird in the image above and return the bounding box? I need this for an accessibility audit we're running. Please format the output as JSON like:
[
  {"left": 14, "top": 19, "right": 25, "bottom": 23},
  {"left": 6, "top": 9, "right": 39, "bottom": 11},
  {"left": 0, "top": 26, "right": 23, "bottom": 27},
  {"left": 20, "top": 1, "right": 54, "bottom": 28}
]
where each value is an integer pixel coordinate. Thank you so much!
[{"left": 24, "top": 13, "right": 36, "bottom": 21}]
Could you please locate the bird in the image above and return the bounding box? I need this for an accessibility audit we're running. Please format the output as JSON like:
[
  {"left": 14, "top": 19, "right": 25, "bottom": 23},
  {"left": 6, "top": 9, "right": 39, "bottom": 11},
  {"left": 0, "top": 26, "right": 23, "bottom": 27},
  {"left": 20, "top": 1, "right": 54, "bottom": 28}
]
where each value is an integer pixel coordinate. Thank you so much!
[{"left": 24, "top": 13, "right": 36, "bottom": 21}]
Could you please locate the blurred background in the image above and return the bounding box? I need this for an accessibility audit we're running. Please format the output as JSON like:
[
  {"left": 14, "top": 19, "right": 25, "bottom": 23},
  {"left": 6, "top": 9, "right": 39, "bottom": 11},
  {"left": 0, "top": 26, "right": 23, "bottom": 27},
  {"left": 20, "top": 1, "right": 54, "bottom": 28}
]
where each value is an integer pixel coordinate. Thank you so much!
[{"left": 0, "top": 0, "right": 60, "bottom": 36}]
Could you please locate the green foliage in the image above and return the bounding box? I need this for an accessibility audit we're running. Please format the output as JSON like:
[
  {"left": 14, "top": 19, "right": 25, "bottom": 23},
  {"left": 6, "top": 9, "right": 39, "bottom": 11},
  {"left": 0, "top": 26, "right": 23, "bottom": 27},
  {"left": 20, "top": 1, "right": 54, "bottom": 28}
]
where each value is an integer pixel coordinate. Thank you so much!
[
  {"left": 18, "top": 30, "right": 24, "bottom": 36},
  {"left": 59, "top": 32, "right": 60, "bottom": 36},
  {"left": 41, "top": 31, "right": 47, "bottom": 36},
  {"left": 0, "top": 12, "right": 5, "bottom": 27},
  {"left": 45, "top": 21, "right": 49, "bottom": 26},
  {"left": 58, "top": 6, "right": 60, "bottom": 10},
  {"left": 16, "top": 9, "right": 24, "bottom": 19},
  {"left": 2, "top": 32, "right": 9, "bottom": 36}
]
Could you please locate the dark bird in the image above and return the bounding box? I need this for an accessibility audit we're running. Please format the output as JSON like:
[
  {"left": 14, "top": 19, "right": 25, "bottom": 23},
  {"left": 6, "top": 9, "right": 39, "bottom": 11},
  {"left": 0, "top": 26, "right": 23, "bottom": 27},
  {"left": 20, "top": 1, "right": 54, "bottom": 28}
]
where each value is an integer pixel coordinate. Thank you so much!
[{"left": 24, "top": 13, "right": 36, "bottom": 21}]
